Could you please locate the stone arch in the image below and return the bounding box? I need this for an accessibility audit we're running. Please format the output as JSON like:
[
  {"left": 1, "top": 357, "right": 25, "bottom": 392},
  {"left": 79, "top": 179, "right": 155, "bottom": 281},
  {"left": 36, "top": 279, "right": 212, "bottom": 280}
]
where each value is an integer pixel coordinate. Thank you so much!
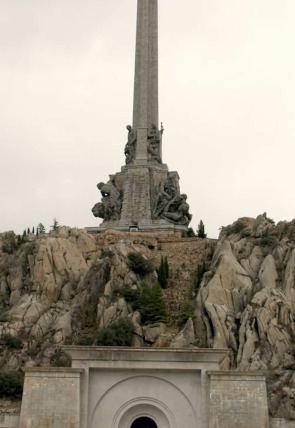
[
  {"left": 131, "top": 416, "right": 157, "bottom": 428},
  {"left": 89, "top": 375, "right": 197, "bottom": 428},
  {"left": 117, "top": 402, "right": 171, "bottom": 428}
]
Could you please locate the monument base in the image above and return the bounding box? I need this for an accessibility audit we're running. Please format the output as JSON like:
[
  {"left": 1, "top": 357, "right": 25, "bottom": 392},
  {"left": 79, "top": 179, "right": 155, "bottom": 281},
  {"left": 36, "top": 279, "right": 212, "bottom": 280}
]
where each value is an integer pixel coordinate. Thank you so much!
[{"left": 92, "top": 163, "right": 192, "bottom": 233}]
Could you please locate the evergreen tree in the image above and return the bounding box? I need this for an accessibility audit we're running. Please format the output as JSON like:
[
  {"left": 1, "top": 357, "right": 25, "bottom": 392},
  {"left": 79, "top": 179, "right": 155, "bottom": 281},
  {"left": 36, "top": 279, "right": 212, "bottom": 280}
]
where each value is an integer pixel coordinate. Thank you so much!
[
  {"left": 186, "top": 227, "right": 196, "bottom": 237},
  {"left": 136, "top": 282, "right": 167, "bottom": 324},
  {"left": 164, "top": 256, "right": 169, "bottom": 279},
  {"left": 32, "top": 226, "right": 35, "bottom": 234},
  {"left": 27, "top": 227, "right": 30, "bottom": 234},
  {"left": 51, "top": 218, "right": 60, "bottom": 232},
  {"left": 37, "top": 223, "right": 45, "bottom": 234},
  {"left": 157, "top": 256, "right": 167, "bottom": 289},
  {"left": 197, "top": 220, "right": 207, "bottom": 238},
  {"left": 193, "top": 261, "right": 207, "bottom": 293}
]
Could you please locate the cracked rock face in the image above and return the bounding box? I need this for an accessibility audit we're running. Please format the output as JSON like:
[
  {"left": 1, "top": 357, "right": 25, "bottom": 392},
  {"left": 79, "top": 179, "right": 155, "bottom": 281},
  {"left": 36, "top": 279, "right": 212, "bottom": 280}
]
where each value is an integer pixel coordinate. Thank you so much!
[{"left": 195, "top": 215, "right": 295, "bottom": 374}]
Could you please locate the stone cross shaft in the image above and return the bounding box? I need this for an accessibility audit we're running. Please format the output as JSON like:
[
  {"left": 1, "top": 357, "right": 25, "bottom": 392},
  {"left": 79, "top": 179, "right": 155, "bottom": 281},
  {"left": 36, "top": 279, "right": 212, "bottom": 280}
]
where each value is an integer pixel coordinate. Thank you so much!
[{"left": 133, "top": 0, "right": 158, "bottom": 163}]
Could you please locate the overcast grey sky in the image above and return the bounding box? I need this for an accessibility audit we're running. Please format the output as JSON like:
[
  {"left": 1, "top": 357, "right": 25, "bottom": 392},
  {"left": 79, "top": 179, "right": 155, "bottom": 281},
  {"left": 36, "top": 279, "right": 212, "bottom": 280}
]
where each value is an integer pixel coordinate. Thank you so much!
[{"left": 1, "top": 0, "right": 295, "bottom": 238}]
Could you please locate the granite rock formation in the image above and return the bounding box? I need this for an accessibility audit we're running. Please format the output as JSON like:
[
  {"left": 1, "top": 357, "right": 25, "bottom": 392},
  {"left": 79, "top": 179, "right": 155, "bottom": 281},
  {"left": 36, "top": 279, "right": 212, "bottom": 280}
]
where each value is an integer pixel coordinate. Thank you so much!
[{"left": 1, "top": 216, "right": 295, "bottom": 420}]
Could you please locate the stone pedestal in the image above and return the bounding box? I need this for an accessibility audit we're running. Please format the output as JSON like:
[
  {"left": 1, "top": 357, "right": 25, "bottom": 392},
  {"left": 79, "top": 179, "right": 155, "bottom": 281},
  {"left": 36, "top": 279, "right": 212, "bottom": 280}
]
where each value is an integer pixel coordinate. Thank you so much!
[
  {"left": 93, "top": 164, "right": 189, "bottom": 233},
  {"left": 19, "top": 368, "right": 83, "bottom": 428},
  {"left": 208, "top": 371, "right": 270, "bottom": 428}
]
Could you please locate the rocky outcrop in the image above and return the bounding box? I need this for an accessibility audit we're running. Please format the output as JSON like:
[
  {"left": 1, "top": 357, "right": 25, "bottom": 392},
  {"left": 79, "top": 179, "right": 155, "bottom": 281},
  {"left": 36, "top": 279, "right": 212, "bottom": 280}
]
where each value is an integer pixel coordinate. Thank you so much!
[
  {"left": 195, "top": 215, "right": 295, "bottom": 373},
  {"left": 1, "top": 216, "right": 295, "bottom": 420}
]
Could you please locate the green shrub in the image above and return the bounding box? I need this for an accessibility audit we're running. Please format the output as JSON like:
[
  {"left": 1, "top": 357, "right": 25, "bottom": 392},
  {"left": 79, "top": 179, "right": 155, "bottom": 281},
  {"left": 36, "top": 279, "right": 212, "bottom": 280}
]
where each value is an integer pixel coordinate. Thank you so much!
[
  {"left": 225, "top": 220, "right": 246, "bottom": 236},
  {"left": 266, "top": 217, "right": 275, "bottom": 224},
  {"left": 119, "top": 286, "right": 140, "bottom": 303},
  {"left": 127, "top": 252, "right": 153, "bottom": 276},
  {"left": 177, "top": 300, "right": 195, "bottom": 327},
  {"left": 50, "top": 349, "right": 71, "bottom": 367},
  {"left": 3, "top": 334, "right": 22, "bottom": 349},
  {"left": 95, "top": 318, "right": 134, "bottom": 346},
  {"left": 241, "top": 228, "right": 251, "bottom": 238},
  {"left": 75, "top": 334, "right": 94, "bottom": 346},
  {"left": 0, "top": 371, "right": 24, "bottom": 398},
  {"left": 258, "top": 236, "right": 278, "bottom": 248}
]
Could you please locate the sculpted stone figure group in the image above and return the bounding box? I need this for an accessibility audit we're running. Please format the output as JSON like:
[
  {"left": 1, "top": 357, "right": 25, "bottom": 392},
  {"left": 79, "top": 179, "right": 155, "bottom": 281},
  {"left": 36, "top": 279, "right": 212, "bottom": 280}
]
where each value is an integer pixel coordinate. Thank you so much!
[
  {"left": 154, "top": 173, "right": 192, "bottom": 226},
  {"left": 124, "top": 123, "right": 164, "bottom": 164},
  {"left": 92, "top": 176, "right": 122, "bottom": 221},
  {"left": 92, "top": 124, "right": 192, "bottom": 227}
]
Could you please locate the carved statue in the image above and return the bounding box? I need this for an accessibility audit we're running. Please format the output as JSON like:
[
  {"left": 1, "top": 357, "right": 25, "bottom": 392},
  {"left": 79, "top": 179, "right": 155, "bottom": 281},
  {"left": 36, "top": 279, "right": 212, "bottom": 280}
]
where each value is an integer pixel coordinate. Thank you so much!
[
  {"left": 161, "top": 194, "right": 192, "bottom": 226},
  {"left": 124, "top": 125, "right": 137, "bottom": 164},
  {"left": 147, "top": 123, "right": 162, "bottom": 163},
  {"left": 154, "top": 173, "right": 179, "bottom": 218},
  {"left": 92, "top": 202, "right": 105, "bottom": 219},
  {"left": 94, "top": 176, "right": 122, "bottom": 221}
]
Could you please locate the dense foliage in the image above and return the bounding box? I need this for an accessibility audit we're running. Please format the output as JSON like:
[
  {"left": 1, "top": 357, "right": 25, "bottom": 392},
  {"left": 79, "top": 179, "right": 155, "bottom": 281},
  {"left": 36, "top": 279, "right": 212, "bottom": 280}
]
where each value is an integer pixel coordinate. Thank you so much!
[
  {"left": 3, "top": 334, "right": 22, "bottom": 349},
  {"left": 127, "top": 252, "right": 153, "bottom": 276},
  {"left": 95, "top": 318, "right": 134, "bottom": 346},
  {"left": 134, "top": 282, "right": 167, "bottom": 324},
  {"left": 177, "top": 300, "right": 195, "bottom": 327},
  {"left": 0, "top": 371, "right": 24, "bottom": 398}
]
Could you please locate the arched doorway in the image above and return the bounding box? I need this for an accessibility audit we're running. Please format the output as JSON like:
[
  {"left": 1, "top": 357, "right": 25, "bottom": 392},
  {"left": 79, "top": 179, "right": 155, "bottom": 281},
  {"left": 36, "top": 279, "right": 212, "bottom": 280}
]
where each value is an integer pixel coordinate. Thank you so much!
[{"left": 131, "top": 417, "right": 158, "bottom": 428}]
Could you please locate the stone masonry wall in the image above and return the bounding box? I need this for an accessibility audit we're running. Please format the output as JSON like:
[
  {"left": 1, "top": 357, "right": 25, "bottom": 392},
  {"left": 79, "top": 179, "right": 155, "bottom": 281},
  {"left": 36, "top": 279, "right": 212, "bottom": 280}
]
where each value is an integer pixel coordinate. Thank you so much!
[
  {"left": 208, "top": 371, "right": 269, "bottom": 428},
  {"left": 19, "top": 368, "right": 83, "bottom": 428}
]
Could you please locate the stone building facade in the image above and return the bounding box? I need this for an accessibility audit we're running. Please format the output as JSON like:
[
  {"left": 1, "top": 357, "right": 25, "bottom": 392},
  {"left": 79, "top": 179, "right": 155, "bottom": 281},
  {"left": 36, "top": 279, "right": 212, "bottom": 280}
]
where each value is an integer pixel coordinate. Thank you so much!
[{"left": 17, "top": 347, "right": 271, "bottom": 428}]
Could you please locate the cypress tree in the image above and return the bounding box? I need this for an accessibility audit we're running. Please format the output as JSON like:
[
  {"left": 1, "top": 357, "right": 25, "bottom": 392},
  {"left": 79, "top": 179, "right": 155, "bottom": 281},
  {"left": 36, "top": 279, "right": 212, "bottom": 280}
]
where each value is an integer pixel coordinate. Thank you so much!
[
  {"left": 164, "top": 256, "right": 169, "bottom": 279},
  {"left": 157, "top": 256, "right": 167, "bottom": 289},
  {"left": 197, "top": 220, "right": 207, "bottom": 238}
]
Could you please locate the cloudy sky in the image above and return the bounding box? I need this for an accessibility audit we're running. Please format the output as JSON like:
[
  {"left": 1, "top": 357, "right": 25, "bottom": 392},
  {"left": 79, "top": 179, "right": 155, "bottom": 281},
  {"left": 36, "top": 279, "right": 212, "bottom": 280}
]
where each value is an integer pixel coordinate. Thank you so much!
[{"left": 1, "top": 0, "right": 295, "bottom": 238}]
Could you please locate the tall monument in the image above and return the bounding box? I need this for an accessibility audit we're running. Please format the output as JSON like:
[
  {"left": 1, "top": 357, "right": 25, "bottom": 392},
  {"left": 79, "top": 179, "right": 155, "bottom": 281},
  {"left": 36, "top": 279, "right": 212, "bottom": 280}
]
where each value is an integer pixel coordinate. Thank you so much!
[{"left": 92, "top": 0, "right": 192, "bottom": 232}]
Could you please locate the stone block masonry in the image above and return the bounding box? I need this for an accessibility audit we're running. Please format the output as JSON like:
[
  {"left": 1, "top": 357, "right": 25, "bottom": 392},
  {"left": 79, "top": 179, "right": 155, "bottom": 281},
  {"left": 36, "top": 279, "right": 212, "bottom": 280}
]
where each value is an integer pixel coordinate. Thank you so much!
[
  {"left": 0, "top": 414, "right": 19, "bottom": 428},
  {"left": 19, "top": 368, "right": 83, "bottom": 428},
  {"left": 208, "top": 371, "right": 269, "bottom": 428},
  {"left": 120, "top": 166, "right": 152, "bottom": 224}
]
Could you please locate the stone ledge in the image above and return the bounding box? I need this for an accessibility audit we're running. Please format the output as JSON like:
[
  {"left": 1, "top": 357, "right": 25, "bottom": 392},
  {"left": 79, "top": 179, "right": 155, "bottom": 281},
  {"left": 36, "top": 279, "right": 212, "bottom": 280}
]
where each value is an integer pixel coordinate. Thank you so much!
[
  {"left": 207, "top": 370, "right": 268, "bottom": 380},
  {"left": 63, "top": 346, "right": 229, "bottom": 365},
  {"left": 24, "top": 367, "right": 84, "bottom": 375}
]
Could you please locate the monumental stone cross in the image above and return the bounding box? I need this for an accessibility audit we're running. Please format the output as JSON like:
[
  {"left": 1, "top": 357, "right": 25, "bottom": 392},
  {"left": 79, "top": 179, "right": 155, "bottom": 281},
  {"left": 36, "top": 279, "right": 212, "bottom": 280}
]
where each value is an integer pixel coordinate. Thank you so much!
[
  {"left": 133, "top": 0, "right": 159, "bottom": 163},
  {"left": 91, "top": 0, "right": 192, "bottom": 231}
]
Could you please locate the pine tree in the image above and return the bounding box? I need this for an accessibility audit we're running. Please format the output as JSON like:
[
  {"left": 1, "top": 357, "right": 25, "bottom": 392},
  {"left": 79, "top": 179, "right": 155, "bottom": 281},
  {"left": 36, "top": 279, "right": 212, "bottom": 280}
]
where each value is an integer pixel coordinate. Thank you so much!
[
  {"left": 32, "top": 226, "right": 35, "bottom": 234},
  {"left": 197, "top": 220, "right": 207, "bottom": 238},
  {"left": 51, "top": 218, "right": 60, "bottom": 231},
  {"left": 37, "top": 223, "right": 45, "bottom": 234},
  {"left": 136, "top": 282, "right": 167, "bottom": 324}
]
